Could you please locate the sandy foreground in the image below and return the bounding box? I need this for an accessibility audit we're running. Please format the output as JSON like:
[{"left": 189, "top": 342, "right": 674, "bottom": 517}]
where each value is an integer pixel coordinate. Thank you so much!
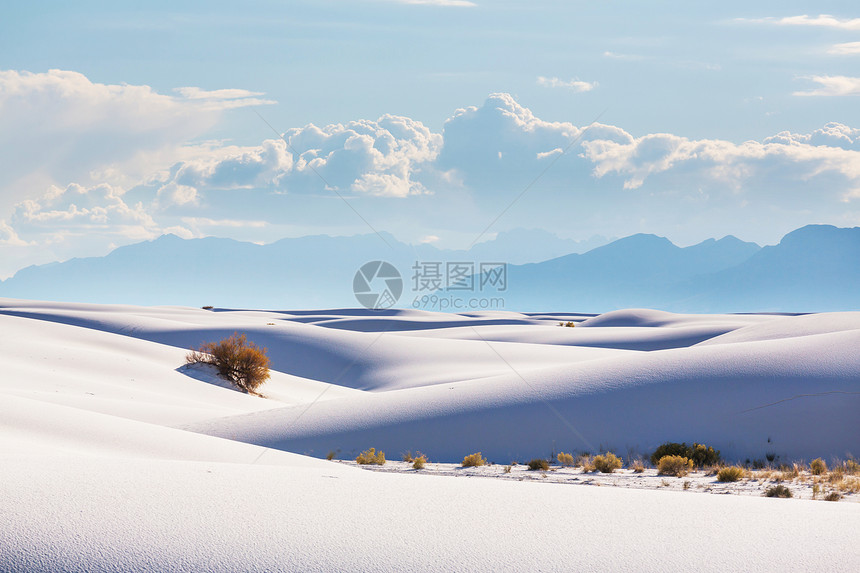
[{"left": 1, "top": 299, "right": 858, "bottom": 571}]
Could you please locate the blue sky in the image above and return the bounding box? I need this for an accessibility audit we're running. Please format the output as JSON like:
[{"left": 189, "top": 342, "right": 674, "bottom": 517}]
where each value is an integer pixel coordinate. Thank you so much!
[{"left": 1, "top": 1, "right": 859, "bottom": 277}]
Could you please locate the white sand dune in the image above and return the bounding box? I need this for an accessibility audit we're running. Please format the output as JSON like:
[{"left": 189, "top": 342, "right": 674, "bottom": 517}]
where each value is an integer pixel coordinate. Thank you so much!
[{"left": 1, "top": 298, "right": 858, "bottom": 572}]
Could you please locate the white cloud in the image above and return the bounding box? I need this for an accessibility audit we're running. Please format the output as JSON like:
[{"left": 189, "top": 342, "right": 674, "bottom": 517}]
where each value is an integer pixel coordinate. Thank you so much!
[
  {"left": 828, "top": 42, "right": 860, "bottom": 55},
  {"left": 793, "top": 75, "right": 860, "bottom": 96},
  {"left": 764, "top": 123, "right": 860, "bottom": 151},
  {"left": 158, "top": 114, "right": 442, "bottom": 199},
  {"left": 582, "top": 127, "right": 860, "bottom": 194},
  {"left": 739, "top": 14, "right": 860, "bottom": 30},
  {"left": 0, "top": 69, "right": 275, "bottom": 210},
  {"left": 537, "top": 76, "right": 598, "bottom": 92}
]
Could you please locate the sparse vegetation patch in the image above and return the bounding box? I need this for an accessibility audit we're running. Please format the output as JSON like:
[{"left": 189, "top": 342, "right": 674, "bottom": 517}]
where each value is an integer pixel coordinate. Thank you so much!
[
  {"left": 593, "top": 452, "right": 622, "bottom": 473},
  {"left": 657, "top": 455, "right": 694, "bottom": 477},
  {"left": 186, "top": 332, "right": 271, "bottom": 393},
  {"left": 462, "top": 452, "right": 487, "bottom": 467},
  {"left": 356, "top": 447, "right": 386, "bottom": 465}
]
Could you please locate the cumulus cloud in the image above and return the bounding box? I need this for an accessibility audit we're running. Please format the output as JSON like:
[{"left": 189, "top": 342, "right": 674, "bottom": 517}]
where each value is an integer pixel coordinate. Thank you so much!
[
  {"left": 582, "top": 126, "right": 860, "bottom": 195},
  {"left": 0, "top": 69, "right": 275, "bottom": 207},
  {"left": 828, "top": 41, "right": 860, "bottom": 55},
  {"left": 739, "top": 14, "right": 860, "bottom": 30},
  {"left": 157, "top": 114, "right": 441, "bottom": 199},
  {"left": 537, "top": 76, "right": 598, "bottom": 92},
  {"left": 793, "top": 75, "right": 860, "bottom": 96}
]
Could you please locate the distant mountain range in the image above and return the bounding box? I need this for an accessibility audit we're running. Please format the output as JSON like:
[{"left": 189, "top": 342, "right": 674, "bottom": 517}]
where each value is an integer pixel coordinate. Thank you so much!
[{"left": 0, "top": 225, "right": 857, "bottom": 313}]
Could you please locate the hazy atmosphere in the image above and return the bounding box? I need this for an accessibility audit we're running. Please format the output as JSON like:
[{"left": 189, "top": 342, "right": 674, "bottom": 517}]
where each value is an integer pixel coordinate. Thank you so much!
[{"left": 2, "top": 1, "right": 859, "bottom": 279}]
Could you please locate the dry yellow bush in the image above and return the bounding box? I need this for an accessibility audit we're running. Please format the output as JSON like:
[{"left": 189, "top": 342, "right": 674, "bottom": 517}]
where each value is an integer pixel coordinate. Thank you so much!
[
  {"left": 356, "top": 447, "right": 386, "bottom": 465},
  {"left": 462, "top": 452, "right": 487, "bottom": 467},
  {"left": 593, "top": 452, "right": 622, "bottom": 473},
  {"left": 657, "top": 455, "right": 694, "bottom": 477}
]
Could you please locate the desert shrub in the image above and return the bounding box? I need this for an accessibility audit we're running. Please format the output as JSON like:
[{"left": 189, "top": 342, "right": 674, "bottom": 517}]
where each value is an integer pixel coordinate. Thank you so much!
[
  {"left": 326, "top": 451, "right": 336, "bottom": 461},
  {"left": 402, "top": 451, "right": 415, "bottom": 463},
  {"left": 650, "top": 442, "right": 720, "bottom": 468},
  {"left": 845, "top": 458, "right": 860, "bottom": 475},
  {"left": 558, "top": 321, "right": 576, "bottom": 327},
  {"left": 201, "top": 305, "right": 214, "bottom": 310},
  {"left": 657, "top": 455, "right": 694, "bottom": 477},
  {"left": 632, "top": 460, "right": 646, "bottom": 473},
  {"left": 503, "top": 465, "right": 512, "bottom": 474},
  {"left": 717, "top": 466, "right": 744, "bottom": 483},
  {"left": 557, "top": 452, "right": 575, "bottom": 467},
  {"left": 593, "top": 452, "right": 622, "bottom": 473},
  {"left": 580, "top": 455, "right": 596, "bottom": 472},
  {"left": 462, "top": 452, "right": 487, "bottom": 467},
  {"left": 356, "top": 447, "right": 386, "bottom": 465},
  {"left": 810, "top": 458, "right": 827, "bottom": 475},
  {"left": 528, "top": 459, "right": 550, "bottom": 471},
  {"left": 412, "top": 454, "right": 427, "bottom": 470},
  {"left": 765, "top": 485, "right": 792, "bottom": 498},
  {"left": 823, "top": 492, "right": 841, "bottom": 502},
  {"left": 186, "top": 333, "right": 271, "bottom": 393}
]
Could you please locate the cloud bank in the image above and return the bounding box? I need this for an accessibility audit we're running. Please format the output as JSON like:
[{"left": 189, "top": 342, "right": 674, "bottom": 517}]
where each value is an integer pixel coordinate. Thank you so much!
[{"left": 2, "top": 71, "right": 860, "bottom": 277}]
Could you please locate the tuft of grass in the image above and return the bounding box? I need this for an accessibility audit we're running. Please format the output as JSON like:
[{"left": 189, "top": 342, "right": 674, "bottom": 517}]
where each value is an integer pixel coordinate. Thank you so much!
[
  {"left": 657, "top": 455, "right": 694, "bottom": 477},
  {"left": 462, "top": 452, "right": 487, "bottom": 467},
  {"left": 557, "top": 452, "right": 575, "bottom": 467},
  {"left": 593, "top": 452, "right": 622, "bottom": 473},
  {"left": 356, "top": 447, "right": 386, "bottom": 465},
  {"left": 765, "top": 484, "right": 792, "bottom": 498},
  {"left": 632, "top": 460, "right": 646, "bottom": 473},
  {"left": 402, "top": 451, "right": 415, "bottom": 463},
  {"left": 326, "top": 451, "right": 336, "bottom": 461},
  {"left": 717, "top": 466, "right": 744, "bottom": 483},
  {"left": 412, "top": 454, "right": 427, "bottom": 470},
  {"left": 527, "top": 459, "right": 549, "bottom": 471},
  {"left": 810, "top": 458, "right": 827, "bottom": 475},
  {"left": 503, "top": 465, "right": 512, "bottom": 474}
]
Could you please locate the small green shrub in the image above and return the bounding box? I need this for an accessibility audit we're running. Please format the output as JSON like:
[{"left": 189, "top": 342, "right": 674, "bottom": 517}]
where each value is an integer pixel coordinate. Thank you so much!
[
  {"left": 186, "top": 332, "right": 271, "bottom": 393},
  {"left": 412, "top": 454, "right": 427, "bottom": 470},
  {"left": 462, "top": 452, "right": 487, "bottom": 467},
  {"left": 657, "top": 455, "right": 694, "bottom": 477},
  {"left": 356, "top": 447, "right": 386, "bottom": 465},
  {"left": 717, "top": 466, "right": 744, "bottom": 483},
  {"left": 528, "top": 459, "right": 549, "bottom": 471},
  {"left": 810, "top": 458, "right": 827, "bottom": 475},
  {"left": 650, "top": 442, "right": 720, "bottom": 468},
  {"left": 557, "top": 452, "right": 575, "bottom": 466},
  {"left": 593, "top": 452, "right": 622, "bottom": 473},
  {"left": 765, "top": 485, "right": 792, "bottom": 498}
]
